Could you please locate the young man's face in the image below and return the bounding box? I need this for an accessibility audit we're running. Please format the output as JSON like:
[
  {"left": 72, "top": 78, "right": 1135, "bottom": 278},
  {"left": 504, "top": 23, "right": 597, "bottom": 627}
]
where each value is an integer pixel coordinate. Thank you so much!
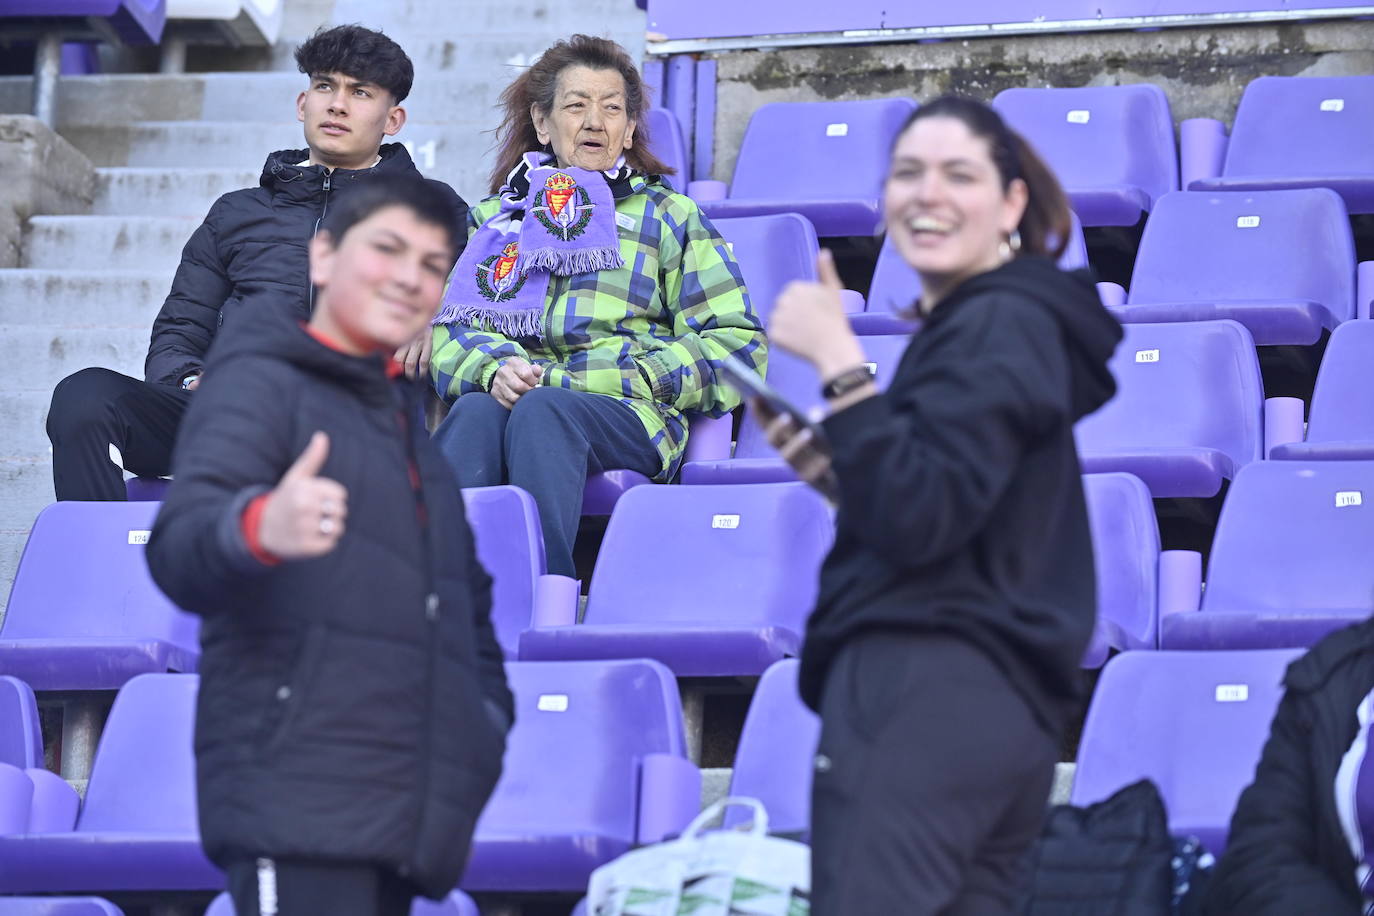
[
  {"left": 309, "top": 205, "right": 454, "bottom": 354},
  {"left": 297, "top": 71, "right": 406, "bottom": 169}
]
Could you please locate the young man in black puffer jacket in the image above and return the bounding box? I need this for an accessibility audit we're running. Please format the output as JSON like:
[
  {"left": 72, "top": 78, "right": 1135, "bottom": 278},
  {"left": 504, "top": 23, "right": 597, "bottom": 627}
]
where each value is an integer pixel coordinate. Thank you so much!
[
  {"left": 47, "top": 23, "right": 467, "bottom": 501},
  {"left": 146, "top": 174, "right": 510, "bottom": 916}
]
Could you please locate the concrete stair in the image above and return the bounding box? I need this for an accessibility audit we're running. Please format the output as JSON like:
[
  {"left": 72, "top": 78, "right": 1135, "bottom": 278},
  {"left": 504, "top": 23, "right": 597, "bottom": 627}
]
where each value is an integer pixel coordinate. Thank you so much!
[{"left": 25, "top": 217, "right": 200, "bottom": 272}]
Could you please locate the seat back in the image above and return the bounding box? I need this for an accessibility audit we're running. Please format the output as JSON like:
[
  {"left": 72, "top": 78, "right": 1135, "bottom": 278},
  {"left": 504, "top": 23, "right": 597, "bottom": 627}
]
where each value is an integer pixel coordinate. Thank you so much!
[
  {"left": 729, "top": 98, "right": 916, "bottom": 203},
  {"left": 0, "top": 899, "right": 126, "bottom": 915},
  {"left": 734, "top": 334, "right": 910, "bottom": 461},
  {"left": 1072, "top": 649, "right": 1299, "bottom": 852},
  {"left": 993, "top": 84, "right": 1176, "bottom": 212},
  {"left": 1202, "top": 461, "right": 1374, "bottom": 618},
  {"left": 2, "top": 502, "right": 198, "bottom": 647},
  {"left": 644, "top": 107, "right": 689, "bottom": 184},
  {"left": 1076, "top": 320, "right": 1264, "bottom": 470},
  {"left": 78, "top": 674, "right": 198, "bottom": 834},
  {"left": 713, "top": 213, "right": 818, "bottom": 326},
  {"left": 1083, "top": 473, "right": 1160, "bottom": 660},
  {"left": 866, "top": 211, "right": 1089, "bottom": 318},
  {"left": 473, "top": 659, "right": 687, "bottom": 843},
  {"left": 1222, "top": 76, "right": 1374, "bottom": 182},
  {"left": 1306, "top": 320, "right": 1374, "bottom": 444},
  {"left": 1127, "top": 189, "right": 1356, "bottom": 323},
  {"left": 461, "top": 486, "right": 545, "bottom": 659},
  {"left": 0, "top": 678, "right": 42, "bottom": 770},
  {"left": 584, "top": 483, "right": 832, "bottom": 631},
  {"left": 725, "top": 659, "right": 819, "bottom": 836}
]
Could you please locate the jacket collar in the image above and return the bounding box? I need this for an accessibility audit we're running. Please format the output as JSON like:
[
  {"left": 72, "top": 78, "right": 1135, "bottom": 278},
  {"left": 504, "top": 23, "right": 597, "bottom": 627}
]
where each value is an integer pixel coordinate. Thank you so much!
[{"left": 258, "top": 142, "right": 419, "bottom": 200}]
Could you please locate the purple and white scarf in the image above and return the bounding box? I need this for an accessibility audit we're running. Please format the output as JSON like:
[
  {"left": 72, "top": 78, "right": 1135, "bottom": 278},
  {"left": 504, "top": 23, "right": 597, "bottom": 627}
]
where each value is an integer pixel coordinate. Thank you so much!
[{"left": 433, "top": 151, "right": 631, "bottom": 339}]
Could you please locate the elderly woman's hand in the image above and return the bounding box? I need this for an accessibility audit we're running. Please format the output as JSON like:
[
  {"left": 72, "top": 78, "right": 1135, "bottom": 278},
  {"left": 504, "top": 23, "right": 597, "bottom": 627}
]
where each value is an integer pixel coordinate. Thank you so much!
[
  {"left": 491, "top": 357, "right": 544, "bottom": 409},
  {"left": 769, "top": 250, "right": 866, "bottom": 381}
]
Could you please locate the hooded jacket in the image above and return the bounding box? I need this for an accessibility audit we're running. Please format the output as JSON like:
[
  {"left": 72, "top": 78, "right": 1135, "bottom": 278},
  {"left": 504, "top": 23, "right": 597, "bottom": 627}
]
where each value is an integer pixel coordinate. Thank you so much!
[
  {"left": 1204, "top": 620, "right": 1374, "bottom": 916},
  {"left": 145, "top": 142, "right": 468, "bottom": 387},
  {"left": 798, "top": 256, "right": 1123, "bottom": 736},
  {"left": 146, "top": 302, "right": 510, "bottom": 898}
]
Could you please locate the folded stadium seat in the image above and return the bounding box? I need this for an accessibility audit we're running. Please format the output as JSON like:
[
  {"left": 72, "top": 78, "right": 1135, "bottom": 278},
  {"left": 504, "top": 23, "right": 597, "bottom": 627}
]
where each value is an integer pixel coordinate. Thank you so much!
[
  {"left": 519, "top": 483, "right": 832, "bottom": 677},
  {"left": 0, "top": 501, "right": 199, "bottom": 691},
  {"left": 462, "top": 659, "right": 699, "bottom": 893},
  {"left": 1111, "top": 188, "right": 1366, "bottom": 347},
  {"left": 1188, "top": 75, "right": 1374, "bottom": 214},
  {"left": 1071, "top": 649, "right": 1299, "bottom": 854},
  {"left": 205, "top": 890, "right": 480, "bottom": 915},
  {"left": 0, "top": 677, "right": 43, "bottom": 770},
  {"left": 461, "top": 486, "right": 544, "bottom": 659},
  {"left": 1160, "top": 461, "right": 1374, "bottom": 651},
  {"left": 0, "top": 900, "right": 126, "bottom": 915},
  {"left": 1075, "top": 321, "right": 1270, "bottom": 499},
  {"left": 694, "top": 98, "right": 918, "bottom": 237},
  {"left": 1270, "top": 320, "right": 1374, "bottom": 461},
  {"left": 0, "top": 674, "right": 223, "bottom": 894},
  {"left": 679, "top": 335, "right": 909, "bottom": 487},
  {"left": 1082, "top": 473, "right": 1170, "bottom": 667},
  {"left": 644, "top": 107, "right": 690, "bottom": 186},
  {"left": 992, "top": 84, "right": 1177, "bottom": 227},
  {"left": 851, "top": 210, "right": 1092, "bottom": 336}
]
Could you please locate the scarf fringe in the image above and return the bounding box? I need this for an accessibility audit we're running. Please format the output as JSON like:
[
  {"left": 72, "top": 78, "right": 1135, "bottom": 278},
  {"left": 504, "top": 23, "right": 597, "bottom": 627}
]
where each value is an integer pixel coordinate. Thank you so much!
[
  {"left": 519, "top": 245, "right": 624, "bottom": 276},
  {"left": 431, "top": 301, "right": 544, "bottom": 338}
]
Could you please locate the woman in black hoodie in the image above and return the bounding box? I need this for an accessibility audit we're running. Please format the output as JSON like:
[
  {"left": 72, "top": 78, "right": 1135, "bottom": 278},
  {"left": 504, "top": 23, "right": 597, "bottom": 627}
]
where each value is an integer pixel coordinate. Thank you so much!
[{"left": 761, "top": 96, "right": 1122, "bottom": 914}]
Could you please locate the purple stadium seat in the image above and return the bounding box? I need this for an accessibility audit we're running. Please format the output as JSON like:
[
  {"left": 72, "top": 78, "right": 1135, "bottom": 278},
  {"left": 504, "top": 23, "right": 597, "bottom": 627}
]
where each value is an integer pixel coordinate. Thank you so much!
[
  {"left": 1075, "top": 321, "right": 1265, "bottom": 499},
  {"left": 645, "top": 107, "right": 690, "bottom": 187},
  {"left": 1082, "top": 473, "right": 1162, "bottom": 667},
  {"left": 0, "top": 677, "right": 42, "bottom": 770},
  {"left": 680, "top": 334, "right": 909, "bottom": 487},
  {"left": 1161, "top": 461, "right": 1374, "bottom": 650},
  {"left": 0, "top": 502, "right": 199, "bottom": 691},
  {"left": 463, "top": 659, "right": 699, "bottom": 892},
  {"left": 993, "top": 84, "right": 1177, "bottom": 227},
  {"left": 697, "top": 98, "right": 918, "bottom": 237},
  {"left": 1270, "top": 320, "right": 1374, "bottom": 461},
  {"left": 204, "top": 890, "right": 480, "bottom": 916},
  {"left": 722, "top": 659, "right": 819, "bottom": 837},
  {"left": 124, "top": 476, "right": 169, "bottom": 501},
  {"left": 579, "top": 412, "right": 733, "bottom": 515},
  {"left": 1071, "top": 649, "right": 1299, "bottom": 854},
  {"left": 520, "top": 483, "right": 832, "bottom": 677},
  {"left": 713, "top": 212, "right": 819, "bottom": 326},
  {"left": 1112, "top": 189, "right": 1361, "bottom": 347},
  {"left": 0, "top": 674, "right": 223, "bottom": 893},
  {"left": 461, "top": 486, "right": 544, "bottom": 659},
  {"left": 853, "top": 211, "right": 1091, "bottom": 335},
  {"left": 0, "top": 900, "right": 126, "bottom": 915},
  {"left": 0, "top": 0, "right": 165, "bottom": 44},
  {"left": 1189, "top": 75, "right": 1374, "bottom": 213}
]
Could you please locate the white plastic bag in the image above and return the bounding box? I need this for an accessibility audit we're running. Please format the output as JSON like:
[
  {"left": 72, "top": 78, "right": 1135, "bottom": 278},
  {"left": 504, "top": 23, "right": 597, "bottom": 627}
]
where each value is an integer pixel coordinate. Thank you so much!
[{"left": 587, "top": 796, "right": 810, "bottom": 916}]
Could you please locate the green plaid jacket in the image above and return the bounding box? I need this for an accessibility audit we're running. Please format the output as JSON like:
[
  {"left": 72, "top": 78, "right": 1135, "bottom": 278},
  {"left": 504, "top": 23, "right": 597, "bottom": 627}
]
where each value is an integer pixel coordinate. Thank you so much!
[{"left": 430, "top": 175, "right": 768, "bottom": 480}]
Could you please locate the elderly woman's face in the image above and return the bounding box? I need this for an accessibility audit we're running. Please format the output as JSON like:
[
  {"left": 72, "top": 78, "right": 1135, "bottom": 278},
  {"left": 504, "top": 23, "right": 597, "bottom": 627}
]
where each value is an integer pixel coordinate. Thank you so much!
[{"left": 531, "top": 66, "right": 636, "bottom": 172}]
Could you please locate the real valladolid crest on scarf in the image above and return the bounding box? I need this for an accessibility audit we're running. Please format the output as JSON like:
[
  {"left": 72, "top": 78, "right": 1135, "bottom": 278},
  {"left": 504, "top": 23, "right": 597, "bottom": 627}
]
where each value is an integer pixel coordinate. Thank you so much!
[{"left": 432, "top": 151, "right": 632, "bottom": 339}]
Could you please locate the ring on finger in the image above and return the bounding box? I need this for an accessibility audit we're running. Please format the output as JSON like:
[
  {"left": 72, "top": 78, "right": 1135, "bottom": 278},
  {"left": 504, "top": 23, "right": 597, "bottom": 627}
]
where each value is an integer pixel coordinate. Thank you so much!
[{"left": 319, "top": 516, "right": 337, "bottom": 536}]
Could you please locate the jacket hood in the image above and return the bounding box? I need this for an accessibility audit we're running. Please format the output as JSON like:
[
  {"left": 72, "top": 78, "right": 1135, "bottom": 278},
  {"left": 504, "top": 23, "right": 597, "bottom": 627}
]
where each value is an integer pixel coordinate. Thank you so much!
[
  {"left": 259, "top": 141, "right": 418, "bottom": 195},
  {"left": 1285, "top": 617, "right": 1374, "bottom": 694},
  {"left": 931, "top": 256, "right": 1123, "bottom": 421}
]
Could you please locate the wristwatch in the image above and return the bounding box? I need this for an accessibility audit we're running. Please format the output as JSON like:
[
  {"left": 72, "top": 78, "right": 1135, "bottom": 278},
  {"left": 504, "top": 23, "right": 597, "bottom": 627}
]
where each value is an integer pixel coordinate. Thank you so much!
[
  {"left": 180, "top": 373, "right": 201, "bottom": 390},
  {"left": 820, "top": 363, "right": 876, "bottom": 400}
]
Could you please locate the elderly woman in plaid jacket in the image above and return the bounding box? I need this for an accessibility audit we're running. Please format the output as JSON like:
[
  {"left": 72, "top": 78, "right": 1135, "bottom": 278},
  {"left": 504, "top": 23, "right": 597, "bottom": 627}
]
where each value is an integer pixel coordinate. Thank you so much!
[{"left": 429, "top": 35, "right": 766, "bottom": 578}]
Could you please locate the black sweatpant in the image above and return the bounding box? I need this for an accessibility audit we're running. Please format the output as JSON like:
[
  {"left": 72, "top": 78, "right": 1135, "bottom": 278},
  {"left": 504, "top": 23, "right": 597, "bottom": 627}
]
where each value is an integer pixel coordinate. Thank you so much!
[
  {"left": 810, "top": 631, "right": 1058, "bottom": 916},
  {"left": 225, "top": 857, "right": 419, "bottom": 916},
  {"left": 46, "top": 367, "right": 191, "bottom": 501}
]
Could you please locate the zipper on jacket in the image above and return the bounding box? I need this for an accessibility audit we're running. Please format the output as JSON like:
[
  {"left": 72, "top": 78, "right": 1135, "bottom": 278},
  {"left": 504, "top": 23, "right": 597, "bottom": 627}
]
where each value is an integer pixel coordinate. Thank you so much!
[{"left": 307, "top": 172, "right": 333, "bottom": 315}]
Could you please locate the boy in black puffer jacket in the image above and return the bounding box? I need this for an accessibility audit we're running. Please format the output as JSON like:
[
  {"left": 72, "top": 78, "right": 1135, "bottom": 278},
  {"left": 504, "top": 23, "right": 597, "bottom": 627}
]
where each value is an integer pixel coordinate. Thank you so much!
[{"left": 147, "top": 174, "right": 510, "bottom": 916}]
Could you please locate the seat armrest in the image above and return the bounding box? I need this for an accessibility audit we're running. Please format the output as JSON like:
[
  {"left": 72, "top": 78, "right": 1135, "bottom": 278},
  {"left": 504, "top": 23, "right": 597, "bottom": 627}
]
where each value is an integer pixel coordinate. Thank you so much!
[
  {"left": 1180, "top": 118, "right": 1228, "bottom": 189},
  {"left": 1358, "top": 261, "right": 1374, "bottom": 320},
  {"left": 1158, "top": 550, "right": 1204, "bottom": 641},
  {"left": 1096, "top": 281, "right": 1127, "bottom": 307},
  {"left": 687, "top": 179, "right": 728, "bottom": 201},
  {"left": 532, "top": 574, "right": 579, "bottom": 628},
  {"left": 637, "top": 752, "right": 701, "bottom": 844},
  {"left": 1264, "top": 397, "right": 1305, "bottom": 457},
  {"left": 685, "top": 413, "right": 733, "bottom": 463}
]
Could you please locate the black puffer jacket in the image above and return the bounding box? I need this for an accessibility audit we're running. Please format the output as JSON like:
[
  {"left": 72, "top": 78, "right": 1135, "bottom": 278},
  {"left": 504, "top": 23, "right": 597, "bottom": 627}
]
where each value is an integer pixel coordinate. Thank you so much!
[
  {"left": 144, "top": 142, "right": 468, "bottom": 387},
  {"left": 1205, "top": 620, "right": 1374, "bottom": 915},
  {"left": 146, "top": 303, "right": 510, "bottom": 899}
]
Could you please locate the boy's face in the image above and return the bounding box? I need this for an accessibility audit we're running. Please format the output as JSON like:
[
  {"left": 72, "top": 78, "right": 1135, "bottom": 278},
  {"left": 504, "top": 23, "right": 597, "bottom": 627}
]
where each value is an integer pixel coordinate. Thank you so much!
[
  {"left": 309, "top": 205, "right": 454, "bottom": 354},
  {"left": 297, "top": 71, "right": 405, "bottom": 168}
]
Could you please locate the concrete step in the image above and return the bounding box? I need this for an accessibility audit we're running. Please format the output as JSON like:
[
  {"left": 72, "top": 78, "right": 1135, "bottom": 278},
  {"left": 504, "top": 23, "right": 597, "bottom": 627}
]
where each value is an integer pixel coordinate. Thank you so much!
[
  {"left": 24, "top": 216, "right": 199, "bottom": 272},
  {"left": 0, "top": 326, "right": 150, "bottom": 393},
  {"left": 93, "top": 168, "right": 259, "bottom": 219},
  {"left": 0, "top": 526, "right": 36, "bottom": 619},
  {"left": 0, "top": 390, "right": 56, "bottom": 460},
  {"left": 0, "top": 458, "right": 54, "bottom": 555},
  {"left": 0, "top": 270, "right": 172, "bottom": 328}
]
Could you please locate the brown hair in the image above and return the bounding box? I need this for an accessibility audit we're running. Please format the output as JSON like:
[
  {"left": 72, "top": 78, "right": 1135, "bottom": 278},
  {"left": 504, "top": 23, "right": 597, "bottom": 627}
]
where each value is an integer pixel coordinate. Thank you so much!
[
  {"left": 487, "top": 35, "right": 672, "bottom": 194},
  {"left": 894, "top": 95, "right": 1072, "bottom": 260}
]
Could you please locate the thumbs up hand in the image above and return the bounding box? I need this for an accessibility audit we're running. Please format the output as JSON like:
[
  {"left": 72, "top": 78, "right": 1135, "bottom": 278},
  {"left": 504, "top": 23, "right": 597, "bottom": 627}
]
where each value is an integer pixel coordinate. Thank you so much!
[
  {"left": 768, "top": 249, "right": 867, "bottom": 380},
  {"left": 258, "top": 431, "right": 349, "bottom": 560}
]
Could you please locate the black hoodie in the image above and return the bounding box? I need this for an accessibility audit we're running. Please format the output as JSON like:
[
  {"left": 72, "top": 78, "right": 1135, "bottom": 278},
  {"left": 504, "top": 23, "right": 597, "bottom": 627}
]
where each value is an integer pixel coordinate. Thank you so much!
[
  {"left": 144, "top": 142, "right": 468, "bottom": 387},
  {"left": 798, "top": 257, "right": 1123, "bottom": 736},
  {"left": 147, "top": 302, "right": 509, "bottom": 898}
]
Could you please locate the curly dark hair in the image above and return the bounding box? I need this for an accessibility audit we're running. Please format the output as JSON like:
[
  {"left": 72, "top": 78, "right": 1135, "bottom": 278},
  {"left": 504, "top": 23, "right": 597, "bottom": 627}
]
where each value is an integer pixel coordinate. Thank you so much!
[
  {"left": 488, "top": 34, "right": 671, "bottom": 193},
  {"left": 294, "top": 24, "right": 414, "bottom": 104}
]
